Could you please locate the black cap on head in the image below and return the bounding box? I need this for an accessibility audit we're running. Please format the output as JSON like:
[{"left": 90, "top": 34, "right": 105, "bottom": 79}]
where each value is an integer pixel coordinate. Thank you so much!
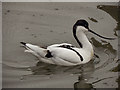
[
  {"left": 73, "top": 19, "right": 89, "bottom": 30},
  {"left": 73, "top": 19, "right": 89, "bottom": 35}
]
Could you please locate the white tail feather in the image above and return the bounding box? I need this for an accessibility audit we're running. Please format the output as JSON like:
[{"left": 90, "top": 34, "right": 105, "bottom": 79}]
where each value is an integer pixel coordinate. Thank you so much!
[{"left": 25, "top": 43, "right": 47, "bottom": 58}]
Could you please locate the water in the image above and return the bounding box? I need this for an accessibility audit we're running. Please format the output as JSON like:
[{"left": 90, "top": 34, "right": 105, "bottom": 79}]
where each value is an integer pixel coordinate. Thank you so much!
[{"left": 2, "top": 2, "right": 119, "bottom": 88}]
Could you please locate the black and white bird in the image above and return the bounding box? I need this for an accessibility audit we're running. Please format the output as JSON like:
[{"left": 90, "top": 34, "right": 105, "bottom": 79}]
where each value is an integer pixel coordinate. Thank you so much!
[{"left": 20, "top": 19, "right": 115, "bottom": 66}]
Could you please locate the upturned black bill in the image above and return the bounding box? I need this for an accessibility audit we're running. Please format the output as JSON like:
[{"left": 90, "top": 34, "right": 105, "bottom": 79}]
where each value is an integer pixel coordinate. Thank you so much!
[{"left": 88, "top": 29, "right": 116, "bottom": 40}]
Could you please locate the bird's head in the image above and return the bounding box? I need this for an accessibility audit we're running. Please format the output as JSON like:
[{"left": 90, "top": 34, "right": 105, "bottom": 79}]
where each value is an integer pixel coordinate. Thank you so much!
[
  {"left": 73, "top": 19, "right": 89, "bottom": 33},
  {"left": 73, "top": 19, "right": 116, "bottom": 40}
]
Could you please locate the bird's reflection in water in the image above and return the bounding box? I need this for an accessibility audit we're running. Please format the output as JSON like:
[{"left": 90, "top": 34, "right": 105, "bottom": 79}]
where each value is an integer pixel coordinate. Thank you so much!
[
  {"left": 74, "top": 81, "right": 93, "bottom": 89},
  {"left": 74, "top": 60, "right": 95, "bottom": 89}
]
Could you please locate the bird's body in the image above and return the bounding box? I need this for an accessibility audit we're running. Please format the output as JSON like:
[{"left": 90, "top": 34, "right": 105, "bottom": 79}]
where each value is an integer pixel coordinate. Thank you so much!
[
  {"left": 22, "top": 42, "right": 93, "bottom": 66},
  {"left": 21, "top": 19, "right": 114, "bottom": 66}
]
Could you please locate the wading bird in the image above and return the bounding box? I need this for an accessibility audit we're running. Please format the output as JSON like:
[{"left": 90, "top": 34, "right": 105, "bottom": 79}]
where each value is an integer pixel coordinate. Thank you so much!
[{"left": 20, "top": 19, "right": 115, "bottom": 66}]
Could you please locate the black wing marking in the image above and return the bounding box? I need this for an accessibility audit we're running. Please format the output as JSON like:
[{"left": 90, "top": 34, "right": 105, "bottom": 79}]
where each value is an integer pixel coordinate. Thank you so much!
[
  {"left": 58, "top": 45, "right": 74, "bottom": 48},
  {"left": 58, "top": 45, "right": 83, "bottom": 61},
  {"left": 45, "top": 50, "right": 53, "bottom": 58},
  {"left": 45, "top": 45, "right": 83, "bottom": 61}
]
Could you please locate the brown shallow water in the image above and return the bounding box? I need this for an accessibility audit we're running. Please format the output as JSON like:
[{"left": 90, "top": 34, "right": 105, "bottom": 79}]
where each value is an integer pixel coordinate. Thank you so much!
[{"left": 2, "top": 2, "right": 119, "bottom": 88}]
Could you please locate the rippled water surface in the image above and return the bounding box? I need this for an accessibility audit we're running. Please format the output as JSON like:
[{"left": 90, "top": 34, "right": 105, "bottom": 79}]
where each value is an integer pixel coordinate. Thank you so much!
[{"left": 2, "top": 2, "right": 119, "bottom": 88}]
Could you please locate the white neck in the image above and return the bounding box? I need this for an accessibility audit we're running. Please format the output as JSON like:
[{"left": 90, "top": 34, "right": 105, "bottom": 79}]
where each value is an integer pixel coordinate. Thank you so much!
[{"left": 76, "top": 30, "right": 93, "bottom": 52}]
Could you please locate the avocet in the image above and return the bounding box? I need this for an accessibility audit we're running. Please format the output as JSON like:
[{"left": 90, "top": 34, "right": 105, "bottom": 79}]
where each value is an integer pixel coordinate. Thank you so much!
[{"left": 20, "top": 19, "right": 115, "bottom": 66}]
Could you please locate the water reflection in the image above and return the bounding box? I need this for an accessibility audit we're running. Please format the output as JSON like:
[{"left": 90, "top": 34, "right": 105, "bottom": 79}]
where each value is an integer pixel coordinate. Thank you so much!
[
  {"left": 74, "top": 61, "right": 94, "bottom": 89},
  {"left": 74, "top": 80, "right": 93, "bottom": 89},
  {"left": 32, "top": 61, "right": 90, "bottom": 75}
]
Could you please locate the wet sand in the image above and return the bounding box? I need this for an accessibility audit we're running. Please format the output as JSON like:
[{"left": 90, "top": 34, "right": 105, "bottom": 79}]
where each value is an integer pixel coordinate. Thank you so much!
[{"left": 2, "top": 2, "right": 119, "bottom": 88}]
